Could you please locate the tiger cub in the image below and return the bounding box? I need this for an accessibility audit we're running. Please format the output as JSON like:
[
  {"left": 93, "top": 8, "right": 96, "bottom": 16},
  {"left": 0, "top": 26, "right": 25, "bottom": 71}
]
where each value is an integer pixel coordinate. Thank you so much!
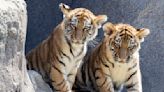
[
  {"left": 73, "top": 22, "right": 150, "bottom": 92},
  {"left": 26, "top": 3, "right": 107, "bottom": 92}
]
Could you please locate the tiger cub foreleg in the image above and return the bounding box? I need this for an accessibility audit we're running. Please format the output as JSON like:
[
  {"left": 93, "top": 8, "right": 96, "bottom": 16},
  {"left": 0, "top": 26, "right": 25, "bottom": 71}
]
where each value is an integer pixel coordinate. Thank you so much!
[
  {"left": 125, "top": 68, "right": 142, "bottom": 92},
  {"left": 67, "top": 67, "right": 78, "bottom": 88},
  {"left": 95, "top": 68, "right": 114, "bottom": 92},
  {"left": 49, "top": 64, "right": 72, "bottom": 92}
]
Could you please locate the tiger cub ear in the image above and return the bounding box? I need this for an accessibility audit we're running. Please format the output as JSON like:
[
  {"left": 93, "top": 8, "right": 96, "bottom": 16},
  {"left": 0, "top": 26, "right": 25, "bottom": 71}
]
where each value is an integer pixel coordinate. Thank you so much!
[
  {"left": 94, "top": 15, "right": 108, "bottom": 28},
  {"left": 136, "top": 28, "right": 150, "bottom": 42},
  {"left": 59, "top": 3, "right": 71, "bottom": 17},
  {"left": 103, "top": 22, "right": 115, "bottom": 36}
]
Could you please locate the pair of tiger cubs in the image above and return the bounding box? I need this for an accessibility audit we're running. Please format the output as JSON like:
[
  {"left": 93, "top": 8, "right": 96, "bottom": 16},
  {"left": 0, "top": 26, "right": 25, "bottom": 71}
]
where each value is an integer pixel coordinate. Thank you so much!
[{"left": 26, "top": 3, "right": 150, "bottom": 92}]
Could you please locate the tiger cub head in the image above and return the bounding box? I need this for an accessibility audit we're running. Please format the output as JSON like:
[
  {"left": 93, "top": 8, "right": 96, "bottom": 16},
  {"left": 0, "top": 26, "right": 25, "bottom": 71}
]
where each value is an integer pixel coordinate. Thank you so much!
[
  {"left": 103, "top": 22, "right": 150, "bottom": 63},
  {"left": 59, "top": 3, "right": 107, "bottom": 44}
]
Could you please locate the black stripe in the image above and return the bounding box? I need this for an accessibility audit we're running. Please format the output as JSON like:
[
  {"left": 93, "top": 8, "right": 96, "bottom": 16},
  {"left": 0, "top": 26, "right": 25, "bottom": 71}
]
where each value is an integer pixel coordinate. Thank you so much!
[
  {"left": 59, "top": 60, "right": 66, "bottom": 67},
  {"left": 67, "top": 73, "right": 73, "bottom": 77},
  {"left": 56, "top": 79, "right": 65, "bottom": 86},
  {"left": 128, "top": 88, "right": 138, "bottom": 91},
  {"left": 106, "top": 81, "right": 113, "bottom": 91},
  {"left": 65, "top": 36, "right": 74, "bottom": 57},
  {"left": 30, "top": 54, "right": 35, "bottom": 70},
  {"left": 52, "top": 79, "right": 69, "bottom": 92},
  {"left": 38, "top": 58, "right": 45, "bottom": 76},
  {"left": 33, "top": 51, "right": 39, "bottom": 71},
  {"left": 126, "top": 30, "right": 133, "bottom": 35},
  {"left": 81, "top": 64, "right": 86, "bottom": 85},
  {"left": 101, "top": 61, "right": 110, "bottom": 68},
  {"left": 119, "top": 34, "right": 125, "bottom": 37},
  {"left": 27, "top": 59, "right": 31, "bottom": 70},
  {"left": 105, "top": 57, "right": 114, "bottom": 68},
  {"left": 100, "top": 48, "right": 114, "bottom": 67},
  {"left": 61, "top": 81, "right": 66, "bottom": 89},
  {"left": 36, "top": 50, "right": 40, "bottom": 72},
  {"left": 97, "top": 77, "right": 107, "bottom": 87},
  {"left": 126, "top": 70, "right": 137, "bottom": 82},
  {"left": 52, "top": 65, "right": 63, "bottom": 74},
  {"left": 95, "top": 76, "right": 100, "bottom": 80},
  {"left": 114, "top": 83, "right": 120, "bottom": 91},
  {"left": 55, "top": 55, "right": 65, "bottom": 67},
  {"left": 93, "top": 68, "right": 101, "bottom": 76},
  {"left": 94, "top": 67, "right": 101, "bottom": 71},
  {"left": 94, "top": 68, "right": 101, "bottom": 80},
  {"left": 63, "top": 85, "right": 71, "bottom": 92},
  {"left": 87, "top": 62, "right": 94, "bottom": 89},
  {"left": 119, "top": 30, "right": 124, "bottom": 34},
  {"left": 27, "top": 63, "right": 29, "bottom": 70},
  {"left": 61, "top": 51, "right": 71, "bottom": 60},
  {"left": 26, "top": 53, "right": 33, "bottom": 70},
  {"left": 128, "top": 63, "right": 137, "bottom": 71},
  {"left": 65, "top": 86, "right": 69, "bottom": 92},
  {"left": 106, "top": 83, "right": 110, "bottom": 91},
  {"left": 73, "top": 77, "right": 85, "bottom": 91},
  {"left": 109, "top": 61, "right": 114, "bottom": 68},
  {"left": 126, "top": 82, "right": 137, "bottom": 89},
  {"left": 104, "top": 73, "right": 111, "bottom": 78},
  {"left": 126, "top": 82, "right": 138, "bottom": 91},
  {"left": 70, "top": 48, "right": 74, "bottom": 56}
]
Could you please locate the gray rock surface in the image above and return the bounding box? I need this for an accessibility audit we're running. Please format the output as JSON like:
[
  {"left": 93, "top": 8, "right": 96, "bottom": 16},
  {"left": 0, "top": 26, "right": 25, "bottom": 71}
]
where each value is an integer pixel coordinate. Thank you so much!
[
  {"left": 28, "top": 70, "right": 52, "bottom": 92},
  {"left": 0, "top": 0, "right": 34, "bottom": 92},
  {"left": 25, "top": 0, "right": 164, "bottom": 92}
]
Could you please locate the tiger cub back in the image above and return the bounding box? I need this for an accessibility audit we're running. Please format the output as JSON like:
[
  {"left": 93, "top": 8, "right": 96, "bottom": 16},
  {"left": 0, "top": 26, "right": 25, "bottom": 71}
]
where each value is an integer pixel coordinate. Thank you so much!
[
  {"left": 26, "top": 3, "right": 107, "bottom": 92},
  {"left": 73, "top": 22, "right": 150, "bottom": 92}
]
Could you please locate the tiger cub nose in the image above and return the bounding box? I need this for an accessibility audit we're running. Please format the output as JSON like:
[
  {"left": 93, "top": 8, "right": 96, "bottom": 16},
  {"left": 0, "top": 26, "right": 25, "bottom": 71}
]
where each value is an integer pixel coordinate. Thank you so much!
[
  {"left": 120, "top": 59, "right": 126, "bottom": 63},
  {"left": 75, "top": 30, "right": 83, "bottom": 40}
]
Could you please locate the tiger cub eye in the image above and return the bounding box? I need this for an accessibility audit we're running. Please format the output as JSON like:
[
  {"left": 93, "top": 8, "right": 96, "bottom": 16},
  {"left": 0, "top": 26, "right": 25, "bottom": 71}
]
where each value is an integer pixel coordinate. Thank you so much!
[
  {"left": 84, "top": 25, "right": 92, "bottom": 31},
  {"left": 128, "top": 39, "right": 137, "bottom": 50},
  {"left": 110, "top": 46, "right": 114, "bottom": 51},
  {"left": 114, "top": 36, "right": 121, "bottom": 47}
]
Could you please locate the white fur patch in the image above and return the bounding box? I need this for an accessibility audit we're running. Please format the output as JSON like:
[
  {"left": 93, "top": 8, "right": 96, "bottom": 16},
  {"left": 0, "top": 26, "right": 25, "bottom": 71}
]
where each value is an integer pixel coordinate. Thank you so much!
[
  {"left": 110, "top": 52, "right": 139, "bottom": 86},
  {"left": 71, "top": 16, "right": 78, "bottom": 26},
  {"left": 111, "top": 62, "right": 129, "bottom": 86},
  {"left": 63, "top": 42, "right": 87, "bottom": 75},
  {"left": 59, "top": 3, "right": 70, "bottom": 9}
]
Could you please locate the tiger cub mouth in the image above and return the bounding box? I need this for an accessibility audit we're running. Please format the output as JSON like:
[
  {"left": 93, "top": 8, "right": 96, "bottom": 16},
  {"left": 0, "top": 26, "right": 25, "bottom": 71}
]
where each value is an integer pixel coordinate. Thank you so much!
[{"left": 71, "top": 39, "right": 85, "bottom": 44}]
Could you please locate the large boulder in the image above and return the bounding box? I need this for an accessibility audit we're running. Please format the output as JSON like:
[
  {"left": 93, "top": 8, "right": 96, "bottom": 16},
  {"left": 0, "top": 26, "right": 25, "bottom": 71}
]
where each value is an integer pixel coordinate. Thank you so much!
[
  {"left": 0, "top": 0, "right": 34, "bottom": 92},
  {"left": 28, "top": 70, "right": 52, "bottom": 92}
]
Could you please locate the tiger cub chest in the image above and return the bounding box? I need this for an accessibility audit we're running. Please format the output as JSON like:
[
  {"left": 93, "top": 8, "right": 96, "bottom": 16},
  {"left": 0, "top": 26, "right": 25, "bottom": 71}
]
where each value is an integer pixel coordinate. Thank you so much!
[
  {"left": 62, "top": 43, "right": 87, "bottom": 73},
  {"left": 110, "top": 62, "right": 132, "bottom": 86}
]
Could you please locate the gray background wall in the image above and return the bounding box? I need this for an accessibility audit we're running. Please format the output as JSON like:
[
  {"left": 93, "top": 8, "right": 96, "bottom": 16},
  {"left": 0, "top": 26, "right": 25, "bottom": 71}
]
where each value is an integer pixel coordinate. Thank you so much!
[{"left": 25, "top": 0, "right": 164, "bottom": 92}]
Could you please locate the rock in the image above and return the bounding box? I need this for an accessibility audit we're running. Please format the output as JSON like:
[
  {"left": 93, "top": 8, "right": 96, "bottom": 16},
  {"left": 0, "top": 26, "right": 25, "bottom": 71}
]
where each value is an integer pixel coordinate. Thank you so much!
[
  {"left": 0, "top": 0, "right": 34, "bottom": 92},
  {"left": 28, "top": 70, "right": 53, "bottom": 92}
]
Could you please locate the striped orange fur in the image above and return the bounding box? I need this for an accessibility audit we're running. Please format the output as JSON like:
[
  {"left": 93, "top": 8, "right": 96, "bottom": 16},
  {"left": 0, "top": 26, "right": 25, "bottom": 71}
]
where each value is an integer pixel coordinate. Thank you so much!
[
  {"left": 73, "top": 22, "right": 150, "bottom": 92},
  {"left": 26, "top": 3, "right": 107, "bottom": 92}
]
